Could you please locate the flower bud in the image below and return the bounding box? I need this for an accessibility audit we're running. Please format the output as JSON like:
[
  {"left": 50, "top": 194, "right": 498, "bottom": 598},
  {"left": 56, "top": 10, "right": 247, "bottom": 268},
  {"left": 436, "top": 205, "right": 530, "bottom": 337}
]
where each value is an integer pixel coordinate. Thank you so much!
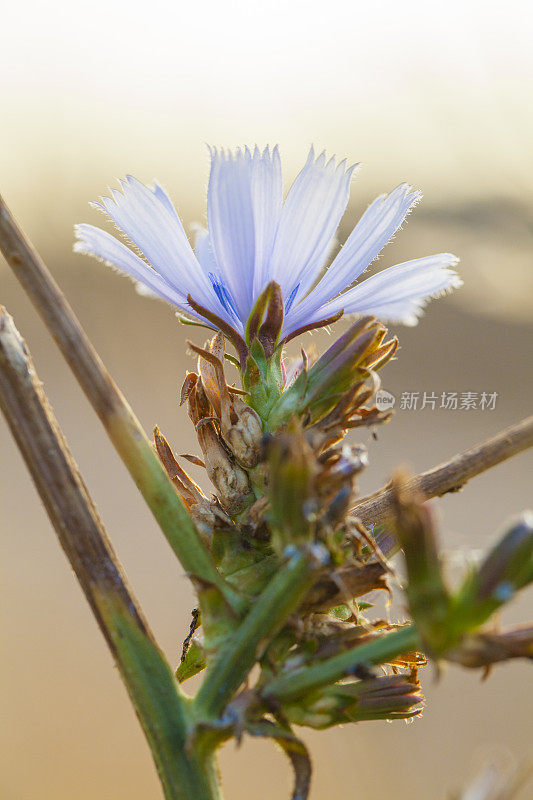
[
  {"left": 454, "top": 513, "right": 533, "bottom": 630},
  {"left": 475, "top": 513, "right": 533, "bottom": 600},
  {"left": 245, "top": 280, "right": 284, "bottom": 358},
  {"left": 267, "top": 424, "right": 318, "bottom": 551},
  {"left": 268, "top": 317, "right": 396, "bottom": 429},
  {"left": 391, "top": 472, "right": 451, "bottom": 654},
  {"left": 284, "top": 674, "right": 423, "bottom": 729}
]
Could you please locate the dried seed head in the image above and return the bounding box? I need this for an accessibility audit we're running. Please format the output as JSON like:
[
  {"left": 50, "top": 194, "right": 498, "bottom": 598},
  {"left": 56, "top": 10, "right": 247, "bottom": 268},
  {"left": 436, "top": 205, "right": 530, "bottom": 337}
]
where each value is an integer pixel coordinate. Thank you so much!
[
  {"left": 187, "top": 377, "right": 252, "bottom": 514},
  {"left": 220, "top": 395, "right": 263, "bottom": 468},
  {"left": 191, "top": 333, "right": 264, "bottom": 468}
]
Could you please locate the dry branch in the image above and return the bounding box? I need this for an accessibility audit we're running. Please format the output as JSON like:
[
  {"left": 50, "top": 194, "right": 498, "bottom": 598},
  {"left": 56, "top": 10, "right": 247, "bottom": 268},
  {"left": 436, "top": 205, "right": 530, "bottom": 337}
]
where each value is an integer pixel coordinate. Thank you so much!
[
  {"left": 0, "top": 194, "right": 241, "bottom": 611},
  {"left": 0, "top": 307, "right": 219, "bottom": 800},
  {"left": 0, "top": 306, "right": 147, "bottom": 638},
  {"left": 353, "top": 416, "right": 533, "bottom": 527}
]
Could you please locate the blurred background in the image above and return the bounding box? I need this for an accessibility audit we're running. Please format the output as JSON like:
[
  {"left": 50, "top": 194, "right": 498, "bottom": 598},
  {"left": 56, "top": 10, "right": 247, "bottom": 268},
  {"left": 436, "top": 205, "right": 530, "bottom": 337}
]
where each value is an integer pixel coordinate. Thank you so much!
[{"left": 1, "top": 0, "right": 532, "bottom": 798}]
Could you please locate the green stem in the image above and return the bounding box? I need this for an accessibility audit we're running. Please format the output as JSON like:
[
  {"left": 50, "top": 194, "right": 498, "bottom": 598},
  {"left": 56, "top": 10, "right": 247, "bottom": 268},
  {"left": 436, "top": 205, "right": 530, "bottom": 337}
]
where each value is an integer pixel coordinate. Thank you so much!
[
  {"left": 0, "top": 307, "right": 220, "bottom": 800},
  {"left": 0, "top": 196, "right": 243, "bottom": 615},
  {"left": 108, "top": 611, "right": 222, "bottom": 800},
  {"left": 263, "top": 625, "right": 422, "bottom": 702},
  {"left": 107, "top": 411, "right": 244, "bottom": 614},
  {"left": 195, "top": 547, "right": 320, "bottom": 719}
]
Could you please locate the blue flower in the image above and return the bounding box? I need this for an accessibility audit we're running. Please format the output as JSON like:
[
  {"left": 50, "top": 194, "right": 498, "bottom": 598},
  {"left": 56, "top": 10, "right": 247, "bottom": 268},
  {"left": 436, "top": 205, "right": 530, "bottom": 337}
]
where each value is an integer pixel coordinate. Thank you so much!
[{"left": 74, "top": 146, "right": 461, "bottom": 343}]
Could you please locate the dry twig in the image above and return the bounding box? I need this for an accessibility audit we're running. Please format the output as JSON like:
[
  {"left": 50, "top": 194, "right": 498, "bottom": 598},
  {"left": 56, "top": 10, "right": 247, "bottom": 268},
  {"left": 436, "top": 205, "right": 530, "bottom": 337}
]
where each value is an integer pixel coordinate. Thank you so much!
[
  {"left": 0, "top": 307, "right": 218, "bottom": 800},
  {"left": 0, "top": 193, "right": 241, "bottom": 610},
  {"left": 353, "top": 416, "right": 533, "bottom": 527}
]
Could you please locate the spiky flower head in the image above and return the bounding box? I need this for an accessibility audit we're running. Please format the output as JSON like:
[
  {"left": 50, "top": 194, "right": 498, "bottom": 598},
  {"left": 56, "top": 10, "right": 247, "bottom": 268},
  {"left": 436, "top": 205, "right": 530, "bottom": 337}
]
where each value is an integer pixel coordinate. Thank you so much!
[{"left": 74, "top": 145, "right": 461, "bottom": 363}]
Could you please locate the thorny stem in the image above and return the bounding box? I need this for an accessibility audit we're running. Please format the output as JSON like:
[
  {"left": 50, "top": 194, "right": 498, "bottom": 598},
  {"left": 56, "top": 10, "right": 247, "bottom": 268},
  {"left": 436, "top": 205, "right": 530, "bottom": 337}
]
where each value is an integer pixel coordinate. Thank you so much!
[
  {"left": 195, "top": 546, "right": 321, "bottom": 719},
  {"left": 354, "top": 416, "right": 533, "bottom": 527},
  {"left": 0, "top": 308, "right": 221, "bottom": 800},
  {"left": 0, "top": 195, "right": 243, "bottom": 614},
  {"left": 263, "top": 625, "right": 422, "bottom": 703}
]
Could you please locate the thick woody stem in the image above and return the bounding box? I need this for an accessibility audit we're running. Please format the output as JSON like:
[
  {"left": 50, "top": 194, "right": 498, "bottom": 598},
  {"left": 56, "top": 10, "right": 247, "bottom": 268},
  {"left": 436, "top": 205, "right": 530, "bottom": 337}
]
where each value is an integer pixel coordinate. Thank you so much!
[
  {"left": 0, "top": 195, "right": 242, "bottom": 613},
  {"left": 0, "top": 308, "right": 220, "bottom": 800},
  {"left": 353, "top": 416, "right": 533, "bottom": 527}
]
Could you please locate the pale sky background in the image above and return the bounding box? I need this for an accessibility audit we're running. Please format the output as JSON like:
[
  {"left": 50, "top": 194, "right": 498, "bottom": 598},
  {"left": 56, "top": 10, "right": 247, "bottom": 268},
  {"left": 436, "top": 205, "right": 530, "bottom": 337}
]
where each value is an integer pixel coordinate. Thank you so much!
[{"left": 2, "top": 0, "right": 533, "bottom": 202}]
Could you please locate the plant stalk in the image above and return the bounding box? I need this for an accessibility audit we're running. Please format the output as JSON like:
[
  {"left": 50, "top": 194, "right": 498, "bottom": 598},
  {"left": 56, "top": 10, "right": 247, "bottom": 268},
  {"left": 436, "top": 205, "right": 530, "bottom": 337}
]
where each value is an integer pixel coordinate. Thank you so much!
[
  {"left": 263, "top": 625, "right": 422, "bottom": 703},
  {"left": 195, "top": 546, "right": 321, "bottom": 719},
  {"left": 0, "top": 194, "right": 243, "bottom": 614},
  {"left": 354, "top": 416, "right": 533, "bottom": 527},
  {"left": 0, "top": 307, "right": 220, "bottom": 800}
]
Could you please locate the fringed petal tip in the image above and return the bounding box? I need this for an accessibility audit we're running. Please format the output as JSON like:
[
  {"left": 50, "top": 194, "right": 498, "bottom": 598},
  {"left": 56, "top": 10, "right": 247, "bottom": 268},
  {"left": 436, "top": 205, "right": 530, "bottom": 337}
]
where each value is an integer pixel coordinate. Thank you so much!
[
  {"left": 361, "top": 259, "right": 463, "bottom": 327},
  {"left": 74, "top": 235, "right": 152, "bottom": 303},
  {"left": 207, "top": 144, "right": 280, "bottom": 163},
  {"left": 73, "top": 223, "right": 101, "bottom": 257},
  {"left": 306, "top": 144, "right": 359, "bottom": 177}
]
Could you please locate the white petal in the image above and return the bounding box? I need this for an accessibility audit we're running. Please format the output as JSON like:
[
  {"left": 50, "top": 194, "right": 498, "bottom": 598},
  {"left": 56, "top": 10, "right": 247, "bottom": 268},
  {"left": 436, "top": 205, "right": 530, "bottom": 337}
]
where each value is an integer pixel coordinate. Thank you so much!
[
  {"left": 193, "top": 226, "right": 219, "bottom": 275},
  {"left": 74, "top": 224, "right": 238, "bottom": 330},
  {"left": 251, "top": 145, "right": 283, "bottom": 295},
  {"left": 308, "top": 183, "right": 422, "bottom": 307},
  {"left": 297, "top": 254, "right": 462, "bottom": 329},
  {"left": 207, "top": 147, "right": 255, "bottom": 317},
  {"left": 95, "top": 176, "right": 215, "bottom": 309},
  {"left": 207, "top": 146, "right": 282, "bottom": 317},
  {"left": 269, "top": 147, "right": 356, "bottom": 302},
  {"left": 74, "top": 224, "right": 189, "bottom": 309}
]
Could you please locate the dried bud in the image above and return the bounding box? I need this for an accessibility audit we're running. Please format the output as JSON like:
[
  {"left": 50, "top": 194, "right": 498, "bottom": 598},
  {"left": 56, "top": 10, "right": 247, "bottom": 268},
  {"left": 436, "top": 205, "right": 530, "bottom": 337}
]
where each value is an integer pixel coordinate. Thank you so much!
[
  {"left": 284, "top": 674, "right": 423, "bottom": 729},
  {"left": 305, "top": 376, "right": 392, "bottom": 452},
  {"left": 447, "top": 624, "right": 533, "bottom": 669},
  {"left": 301, "top": 562, "right": 389, "bottom": 613},
  {"left": 191, "top": 334, "right": 263, "bottom": 468},
  {"left": 220, "top": 394, "right": 263, "bottom": 469},
  {"left": 188, "top": 378, "right": 252, "bottom": 514},
  {"left": 316, "top": 444, "right": 367, "bottom": 525},
  {"left": 153, "top": 426, "right": 223, "bottom": 542}
]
